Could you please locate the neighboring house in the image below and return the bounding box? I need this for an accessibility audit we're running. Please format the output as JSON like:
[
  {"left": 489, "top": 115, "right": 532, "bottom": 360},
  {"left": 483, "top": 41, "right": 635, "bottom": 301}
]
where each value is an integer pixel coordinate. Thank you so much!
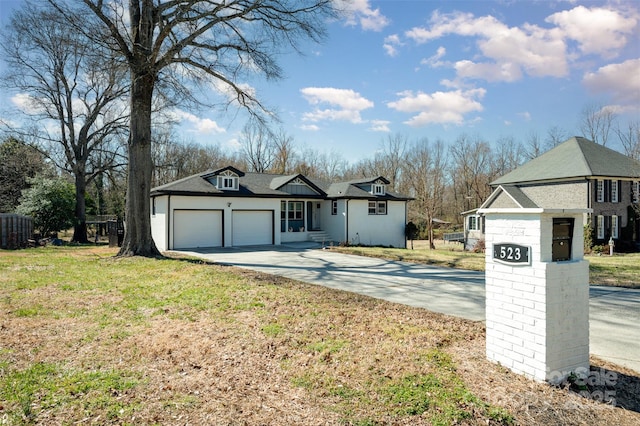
[
  {"left": 461, "top": 208, "right": 484, "bottom": 251},
  {"left": 149, "top": 166, "right": 412, "bottom": 251},
  {"left": 470, "top": 137, "right": 640, "bottom": 249}
]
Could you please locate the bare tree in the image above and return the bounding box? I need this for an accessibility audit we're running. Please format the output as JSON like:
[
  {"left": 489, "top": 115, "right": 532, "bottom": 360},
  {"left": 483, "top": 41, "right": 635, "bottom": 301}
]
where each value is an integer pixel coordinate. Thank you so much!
[
  {"left": 525, "top": 130, "right": 544, "bottom": 160},
  {"left": 271, "top": 128, "right": 297, "bottom": 174},
  {"left": 449, "top": 134, "right": 493, "bottom": 213},
  {"left": 2, "top": 2, "right": 129, "bottom": 243},
  {"left": 404, "top": 139, "right": 447, "bottom": 249},
  {"left": 546, "top": 125, "right": 569, "bottom": 149},
  {"left": 59, "top": 0, "right": 335, "bottom": 256},
  {"left": 580, "top": 103, "right": 617, "bottom": 146},
  {"left": 492, "top": 135, "right": 525, "bottom": 177},
  {"left": 240, "top": 121, "right": 274, "bottom": 173},
  {"left": 378, "top": 134, "right": 408, "bottom": 191},
  {"left": 616, "top": 121, "right": 640, "bottom": 161}
]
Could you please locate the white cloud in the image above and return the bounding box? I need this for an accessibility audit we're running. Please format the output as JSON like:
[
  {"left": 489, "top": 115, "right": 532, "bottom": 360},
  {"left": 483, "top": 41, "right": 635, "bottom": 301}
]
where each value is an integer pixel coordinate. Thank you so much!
[
  {"left": 369, "top": 119, "right": 391, "bottom": 132},
  {"left": 301, "top": 124, "right": 320, "bottom": 131},
  {"left": 420, "top": 46, "right": 447, "bottom": 67},
  {"left": 583, "top": 58, "right": 640, "bottom": 106},
  {"left": 404, "top": 5, "right": 638, "bottom": 83},
  {"left": 301, "top": 87, "right": 374, "bottom": 124},
  {"left": 171, "top": 109, "right": 226, "bottom": 135},
  {"left": 11, "top": 93, "right": 42, "bottom": 114},
  {"left": 405, "top": 11, "right": 569, "bottom": 81},
  {"left": 518, "top": 111, "right": 532, "bottom": 121},
  {"left": 383, "top": 34, "right": 402, "bottom": 57},
  {"left": 338, "top": 0, "right": 390, "bottom": 31},
  {"left": 546, "top": 6, "right": 638, "bottom": 58},
  {"left": 387, "top": 88, "right": 485, "bottom": 126}
]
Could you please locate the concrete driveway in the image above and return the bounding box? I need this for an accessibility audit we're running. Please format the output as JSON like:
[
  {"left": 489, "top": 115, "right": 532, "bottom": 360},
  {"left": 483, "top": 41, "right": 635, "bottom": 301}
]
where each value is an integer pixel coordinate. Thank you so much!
[{"left": 172, "top": 243, "right": 640, "bottom": 374}]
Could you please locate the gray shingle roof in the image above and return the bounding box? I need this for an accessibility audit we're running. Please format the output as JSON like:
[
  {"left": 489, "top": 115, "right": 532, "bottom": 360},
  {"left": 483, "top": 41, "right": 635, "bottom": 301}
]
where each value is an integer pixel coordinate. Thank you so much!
[
  {"left": 492, "top": 137, "right": 640, "bottom": 185},
  {"left": 151, "top": 169, "right": 412, "bottom": 201}
]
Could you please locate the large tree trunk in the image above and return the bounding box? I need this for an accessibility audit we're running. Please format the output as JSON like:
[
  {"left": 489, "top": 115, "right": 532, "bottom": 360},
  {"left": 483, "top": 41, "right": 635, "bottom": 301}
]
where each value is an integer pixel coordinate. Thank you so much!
[
  {"left": 117, "top": 70, "right": 160, "bottom": 257},
  {"left": 72, "top": 172, "right": 89, "bottom": 243}
]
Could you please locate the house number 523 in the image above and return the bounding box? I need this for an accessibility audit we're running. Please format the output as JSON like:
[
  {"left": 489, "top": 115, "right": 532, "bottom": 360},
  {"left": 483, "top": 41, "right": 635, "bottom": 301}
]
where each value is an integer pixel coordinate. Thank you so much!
[{"left": 493, "top": 243, "right": 530, "bottom": 264}]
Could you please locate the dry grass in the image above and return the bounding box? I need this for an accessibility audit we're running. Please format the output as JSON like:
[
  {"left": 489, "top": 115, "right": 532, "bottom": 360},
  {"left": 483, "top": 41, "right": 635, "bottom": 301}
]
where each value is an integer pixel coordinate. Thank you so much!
[{"left": 0, "top": 245, "right": 638, "bottom": 425}]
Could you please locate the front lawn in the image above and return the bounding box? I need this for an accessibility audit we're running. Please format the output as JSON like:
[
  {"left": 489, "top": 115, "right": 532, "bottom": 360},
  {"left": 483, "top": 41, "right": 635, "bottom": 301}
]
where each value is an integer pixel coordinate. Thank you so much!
[{"left": 0, "top": 246, "right": 638, "bottom": 425}]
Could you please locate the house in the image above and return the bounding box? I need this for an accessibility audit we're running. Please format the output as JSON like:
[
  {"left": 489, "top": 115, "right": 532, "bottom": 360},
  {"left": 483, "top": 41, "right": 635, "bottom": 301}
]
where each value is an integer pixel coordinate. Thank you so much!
[
  {"left": 149, "top": 166, "right": 412, "bottom": 251},
  {"left": 460, "top": 208, "right": 484, "bottom": 251},
  {"left": 470, "top": 137, "right": 640, "bottom": 249}
]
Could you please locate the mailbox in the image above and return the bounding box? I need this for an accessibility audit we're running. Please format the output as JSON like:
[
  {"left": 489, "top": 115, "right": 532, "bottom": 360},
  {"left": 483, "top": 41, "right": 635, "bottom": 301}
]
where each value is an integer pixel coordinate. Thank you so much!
[{"left": 552, "top": 218, "right": 574, "bottom": 261}]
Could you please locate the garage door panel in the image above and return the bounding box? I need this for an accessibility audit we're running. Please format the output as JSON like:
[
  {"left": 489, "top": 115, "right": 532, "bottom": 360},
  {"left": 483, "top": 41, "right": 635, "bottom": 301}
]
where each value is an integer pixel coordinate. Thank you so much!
[
  {"left": 232, "top": 211, "right": 272, "bottom": 246},
  {"left": 174, "top": 210, "right": 222, "bottom": 249}
]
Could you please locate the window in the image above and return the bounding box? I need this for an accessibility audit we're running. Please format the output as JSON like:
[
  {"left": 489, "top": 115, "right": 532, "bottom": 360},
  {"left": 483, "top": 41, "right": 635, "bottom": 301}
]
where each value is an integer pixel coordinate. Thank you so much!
[
  {"left": 634, "top": 181, "right": 640, "bottom": 204},
  {"left": 596, "top": 215, "right": 604, "bottom": 239},
  {"left": 288, "top": 201, "right": 303, "bottom": 220},
  {"left": 281, "top": 201, "right": 304, "bottom": 231},
  {"left": 217, "top": 170, "right": 238, "bottom": 190},
  {"left": 331, "top": 200, "right": 338, "bottom": 215},
  {"left": 611, "top": 180, "right": 619, "bottom": 203},
  {"left": 468, "top": 215, "right": 480, "bottom": 231},
  {"left": 611, "top": 215, "right": 619, "bottom": 239},
  {"left": 596, "top": 180, "right": 604, "bottom": 202},
  {"left": 152, "top": 197, "right": 156, "bottom": 216},
  {"left": 368, "top": 200, "right": 387, "bottom": 215},
  {"left": 371, "top": 183, "right": 385, "bottom": 195}
]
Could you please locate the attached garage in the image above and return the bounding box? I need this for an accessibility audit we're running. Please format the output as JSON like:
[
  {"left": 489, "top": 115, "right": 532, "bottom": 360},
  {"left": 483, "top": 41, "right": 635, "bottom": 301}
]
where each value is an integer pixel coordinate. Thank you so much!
[
  {"left": 173, "top": 209, "right": 223, "bottom": 249},
  {"left": 232, "top": 210, "right": 273, "bottom": 246}
]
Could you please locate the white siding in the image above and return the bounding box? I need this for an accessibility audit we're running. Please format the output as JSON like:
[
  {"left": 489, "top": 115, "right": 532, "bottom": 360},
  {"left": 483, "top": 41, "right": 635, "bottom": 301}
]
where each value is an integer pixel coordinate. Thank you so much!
[
  {"left": 150, "top": 196, "right": 169, "bottom": 251},
  {"left": 347, "top": 199, "right": 406, "bottom": 248}
]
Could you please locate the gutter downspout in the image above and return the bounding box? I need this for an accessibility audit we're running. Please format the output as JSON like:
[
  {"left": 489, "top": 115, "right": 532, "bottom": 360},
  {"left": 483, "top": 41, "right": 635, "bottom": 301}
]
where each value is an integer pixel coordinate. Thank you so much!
[
  {"left": 345, "top": 199, "right": 350, "bottom": 244},
  {"left": 167, "top": 195, "right": 171, "bottom": 250},
  {"left": 405, "top": 200, "right": 409, "bottom": 249}
]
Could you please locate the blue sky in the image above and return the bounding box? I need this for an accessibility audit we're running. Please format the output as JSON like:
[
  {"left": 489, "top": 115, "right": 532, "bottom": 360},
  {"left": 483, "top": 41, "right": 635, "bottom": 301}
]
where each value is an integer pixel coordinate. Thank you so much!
[{"left": 2, "top": 0, "right": 639, "bottom": 161}]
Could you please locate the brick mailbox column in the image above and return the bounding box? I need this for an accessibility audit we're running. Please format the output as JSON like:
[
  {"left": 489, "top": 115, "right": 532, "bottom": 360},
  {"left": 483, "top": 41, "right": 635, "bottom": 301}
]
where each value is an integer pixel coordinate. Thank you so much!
[{"left": 478, "top": 208, "right": 590, "bottom": 382}]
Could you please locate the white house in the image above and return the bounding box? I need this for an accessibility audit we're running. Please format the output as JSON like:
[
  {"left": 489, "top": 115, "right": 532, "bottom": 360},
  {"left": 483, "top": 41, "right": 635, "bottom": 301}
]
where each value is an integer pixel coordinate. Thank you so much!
[{"left": 150, "top": 166, "right": 412, "bottom": 251}]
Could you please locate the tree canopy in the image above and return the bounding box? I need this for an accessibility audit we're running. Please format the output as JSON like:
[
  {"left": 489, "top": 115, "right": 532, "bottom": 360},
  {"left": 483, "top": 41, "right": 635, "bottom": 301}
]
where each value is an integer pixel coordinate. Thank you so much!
[{"left": 17, "top": 176, "right": 76, "bottom": 236}]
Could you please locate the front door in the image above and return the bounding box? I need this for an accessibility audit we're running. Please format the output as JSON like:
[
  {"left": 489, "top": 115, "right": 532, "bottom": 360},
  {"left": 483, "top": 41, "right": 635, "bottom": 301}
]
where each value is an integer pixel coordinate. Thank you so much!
[
  {"left": 313, "top": 202, "right": 321, "bottom": 230},
  {"left": 306, "top": 201, "right": 321, "bottom": 231}
]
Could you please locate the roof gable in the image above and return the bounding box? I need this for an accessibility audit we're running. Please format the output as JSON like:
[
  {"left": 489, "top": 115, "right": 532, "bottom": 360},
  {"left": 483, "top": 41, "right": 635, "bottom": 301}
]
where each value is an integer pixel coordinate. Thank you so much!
[
  {"left": 480, "top": 185, "right": 539, "bottom": 210},
  {"left": 492, "top": 137, "right": 640, "bottom": 185},
  {"left": 269, "top": 174, "right": 326, "bottom": 196},
  {"left": 202, "top": 166, "right": 245, "bottom": 179}
]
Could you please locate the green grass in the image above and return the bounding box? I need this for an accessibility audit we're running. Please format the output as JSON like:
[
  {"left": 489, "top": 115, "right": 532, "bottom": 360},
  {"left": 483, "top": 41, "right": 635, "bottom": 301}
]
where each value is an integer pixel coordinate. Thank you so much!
[
  {"left": 0, "top": 360, "right": 140, "bottom": 425},
  {"left": 332, "top": 242, "right": 640, "bottom": 288}
]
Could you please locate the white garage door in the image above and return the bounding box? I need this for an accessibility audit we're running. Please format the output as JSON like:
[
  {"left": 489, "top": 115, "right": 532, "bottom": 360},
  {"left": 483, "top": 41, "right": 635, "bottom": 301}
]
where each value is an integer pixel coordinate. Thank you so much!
[
  {"left": 232, "top": 210, "right": 273, "bottom": 246},
  {"left": 173, "top": 210, "right": 222, "bottom": 249}
]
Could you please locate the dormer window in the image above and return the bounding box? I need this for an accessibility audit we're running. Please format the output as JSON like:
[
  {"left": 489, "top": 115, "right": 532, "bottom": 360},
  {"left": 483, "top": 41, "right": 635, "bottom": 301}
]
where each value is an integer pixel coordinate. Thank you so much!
[
  {"left": 371, "top": 183, "right": 385, "bottom": 196},
  {"left": 217, "top": 170, "right": 239, "bottom": 191}
]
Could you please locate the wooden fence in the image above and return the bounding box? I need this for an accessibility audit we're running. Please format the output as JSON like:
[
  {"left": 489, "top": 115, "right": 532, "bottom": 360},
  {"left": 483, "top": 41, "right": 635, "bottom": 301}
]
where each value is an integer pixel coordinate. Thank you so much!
[{"left": 0, "top": 213, "right": 33, "bottom": 249}]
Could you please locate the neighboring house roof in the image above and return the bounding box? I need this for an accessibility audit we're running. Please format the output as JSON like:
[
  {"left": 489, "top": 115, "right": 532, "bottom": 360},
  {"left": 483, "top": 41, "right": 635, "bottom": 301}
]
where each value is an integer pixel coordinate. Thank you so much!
[
  {"left": 479, "top": 185, "right": 540, "bottom": 210},
  {"left": 151, "top": 168, "right": 412, "bottom": 201},
  {"left": 492, "top": 136, "right": 640, "bottom": 185}
]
